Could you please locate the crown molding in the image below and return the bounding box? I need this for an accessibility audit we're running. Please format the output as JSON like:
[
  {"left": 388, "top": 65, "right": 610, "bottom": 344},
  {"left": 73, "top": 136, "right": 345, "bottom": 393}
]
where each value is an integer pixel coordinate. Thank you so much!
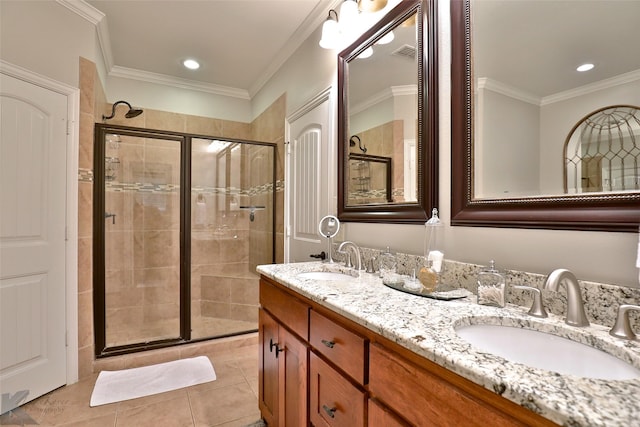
[
  {"left": 540, "top": 69, "right": 640, "bottom": 106},
  {"left": 350, "top": 84, "right": 417, "bottom": 115},
  {"left": 109, "top": 66, "right": 251, "bottom": 100},
  {"left": 56, "top": 0, "right": 103, "bottom": 24},
  {"left": 248, "top": 0, "right": 335, "bottom": 98},
  {"left": 476, "top": 77, "right": 541, "bottom": 106}
]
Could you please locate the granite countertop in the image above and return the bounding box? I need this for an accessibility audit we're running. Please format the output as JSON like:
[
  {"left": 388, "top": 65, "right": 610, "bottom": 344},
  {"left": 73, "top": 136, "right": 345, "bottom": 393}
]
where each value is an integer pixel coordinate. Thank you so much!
[{"left": 257, "top": 261, "right": 640, "bottom": 427}]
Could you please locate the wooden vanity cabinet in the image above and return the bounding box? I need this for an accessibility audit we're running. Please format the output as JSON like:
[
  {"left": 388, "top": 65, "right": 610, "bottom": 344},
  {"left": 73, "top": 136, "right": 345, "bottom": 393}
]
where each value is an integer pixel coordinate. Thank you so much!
[
  {"left": 259, "top": 276, "right": 558, "bottom": 427},
  {"left": 259, "top": 280, "right": 309, "bottom": 426}
]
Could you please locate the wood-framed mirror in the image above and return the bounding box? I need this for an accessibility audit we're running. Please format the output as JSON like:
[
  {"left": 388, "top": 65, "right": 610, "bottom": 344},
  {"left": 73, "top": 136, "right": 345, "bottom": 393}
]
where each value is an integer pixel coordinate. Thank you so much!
[
  {"left": 451, "top": 0, "right": 640, "bottom": 232},
  {"left": 338, "top": 0, "right": 438, "bottom": 223}
]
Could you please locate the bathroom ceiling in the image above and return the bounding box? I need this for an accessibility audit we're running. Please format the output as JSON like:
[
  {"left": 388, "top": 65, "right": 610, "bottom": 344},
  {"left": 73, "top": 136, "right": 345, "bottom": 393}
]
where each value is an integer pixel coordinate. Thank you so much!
[
  {"left": 86, "top": 0, "right": 334, "bottom": 98},
  {"left": 473, "top": 0, "right": 640, "bottom": 99}
]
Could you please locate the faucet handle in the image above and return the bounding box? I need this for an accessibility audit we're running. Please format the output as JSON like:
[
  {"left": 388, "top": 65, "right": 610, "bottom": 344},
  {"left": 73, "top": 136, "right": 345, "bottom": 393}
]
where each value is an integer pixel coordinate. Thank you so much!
[
  {"left": 366, "top": 257, "right": 376, "bottom": 274},
  {"left": 513, "top": 285, "right": 548, "bottom": 318},
  {"left": 343, "top": 252, "right": 353, "bottom": 268},
  {"left": 609, "top": 304, "right": 640, "bottom": 340}
]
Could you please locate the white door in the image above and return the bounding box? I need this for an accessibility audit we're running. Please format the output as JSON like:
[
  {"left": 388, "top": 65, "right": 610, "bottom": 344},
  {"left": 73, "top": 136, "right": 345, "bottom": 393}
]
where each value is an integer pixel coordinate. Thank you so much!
[
  {"left": 0, "top": 73, "right": 68, "bottom": 413},
  {"left": 286, "top": 92, "right": 333, "bottom": 262}
]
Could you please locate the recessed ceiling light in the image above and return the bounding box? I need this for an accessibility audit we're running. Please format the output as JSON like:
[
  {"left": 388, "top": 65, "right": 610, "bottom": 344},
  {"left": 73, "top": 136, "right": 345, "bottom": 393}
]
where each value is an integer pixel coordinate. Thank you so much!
[
  {"left": 183, "top": 59, "right": 200, "bottom": 70},
  {"left": 576, "top": 63, "right": 594, "bottom": 72}
]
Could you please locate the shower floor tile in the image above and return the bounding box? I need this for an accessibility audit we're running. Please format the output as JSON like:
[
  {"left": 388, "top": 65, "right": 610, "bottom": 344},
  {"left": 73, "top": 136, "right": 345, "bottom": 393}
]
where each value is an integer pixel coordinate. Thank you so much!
[{"left": 7, "top": 338, "right": 262, "bottom": 426}]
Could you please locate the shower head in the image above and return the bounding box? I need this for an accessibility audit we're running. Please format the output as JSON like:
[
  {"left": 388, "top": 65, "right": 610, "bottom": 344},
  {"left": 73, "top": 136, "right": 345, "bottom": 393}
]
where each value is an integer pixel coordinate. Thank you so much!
[
  {"left": 125, "top": 108, "right": 143, "bottom": 118},
  {"left": 102, "top": 101, "right": 144, "bottom": 121}
]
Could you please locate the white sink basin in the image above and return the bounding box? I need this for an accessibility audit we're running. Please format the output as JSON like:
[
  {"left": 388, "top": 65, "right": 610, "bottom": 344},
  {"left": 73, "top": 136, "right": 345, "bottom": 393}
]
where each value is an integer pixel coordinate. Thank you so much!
[
  {"left": 456, "top": 324, "right": 640, "bottom": 380},
  {"left": 296, "top": 271, "right": 354, "bottom": 281}
]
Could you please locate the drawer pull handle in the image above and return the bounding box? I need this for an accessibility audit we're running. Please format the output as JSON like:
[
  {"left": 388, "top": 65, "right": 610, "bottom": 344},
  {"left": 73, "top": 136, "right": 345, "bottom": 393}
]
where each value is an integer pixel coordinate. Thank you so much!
[
  {"left": 322, "top": 404, "right": 337, "bottom": 418},
  {"left": 321, "top": 339, "right": 335, "bottom": 348}
]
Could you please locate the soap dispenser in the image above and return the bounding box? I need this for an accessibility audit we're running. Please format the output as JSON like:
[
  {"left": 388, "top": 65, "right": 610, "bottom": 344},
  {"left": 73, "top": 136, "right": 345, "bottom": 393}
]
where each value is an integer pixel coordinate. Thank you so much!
[{"left": 477, "top": 260, "right": 506, "bottom": 307}]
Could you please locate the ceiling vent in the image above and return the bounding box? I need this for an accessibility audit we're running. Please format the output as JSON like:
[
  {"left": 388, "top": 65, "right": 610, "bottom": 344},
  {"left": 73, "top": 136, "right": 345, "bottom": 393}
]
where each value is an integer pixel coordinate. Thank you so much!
[{"left": 391, "top": 44, "right": 417, "bottom": 60}]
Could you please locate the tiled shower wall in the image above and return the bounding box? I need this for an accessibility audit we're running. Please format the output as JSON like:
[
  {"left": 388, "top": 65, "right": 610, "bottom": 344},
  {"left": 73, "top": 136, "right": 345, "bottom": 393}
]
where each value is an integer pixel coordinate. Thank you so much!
[{"left": 78, "top": 57, "right": 285, "bottom": 378}]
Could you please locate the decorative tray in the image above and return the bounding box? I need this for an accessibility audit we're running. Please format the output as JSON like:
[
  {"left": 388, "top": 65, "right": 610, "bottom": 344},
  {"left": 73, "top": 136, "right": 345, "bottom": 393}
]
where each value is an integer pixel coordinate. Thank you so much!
[{"left": 383, "top": 281, "right": 473, "bottom": 301}]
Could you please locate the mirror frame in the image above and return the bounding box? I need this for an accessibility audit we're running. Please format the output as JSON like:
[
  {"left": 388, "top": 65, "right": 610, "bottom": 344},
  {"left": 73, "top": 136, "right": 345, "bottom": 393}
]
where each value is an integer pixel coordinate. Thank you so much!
[
  {"left": 337, "top": 0, "right": 438, "bottom": 223},
  {"left": 451, "top": 0, "right": 640, "bottom": 232}
]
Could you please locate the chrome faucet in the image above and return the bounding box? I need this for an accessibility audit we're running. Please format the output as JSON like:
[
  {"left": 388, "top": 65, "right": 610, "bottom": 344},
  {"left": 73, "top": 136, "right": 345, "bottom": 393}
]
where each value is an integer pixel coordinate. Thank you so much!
[
  {"left": 543, "top": 269, "right": 590, "bottom": 327},
  {"left": 337, "top": 241, "right": 362, "bottom": 273}
]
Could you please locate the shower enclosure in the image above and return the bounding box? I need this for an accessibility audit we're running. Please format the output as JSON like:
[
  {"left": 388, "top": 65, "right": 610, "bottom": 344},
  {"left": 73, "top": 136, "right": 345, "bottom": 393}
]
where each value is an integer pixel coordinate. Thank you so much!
[{"left": 93, "top": 124, "right": 275, "bottom": 356}]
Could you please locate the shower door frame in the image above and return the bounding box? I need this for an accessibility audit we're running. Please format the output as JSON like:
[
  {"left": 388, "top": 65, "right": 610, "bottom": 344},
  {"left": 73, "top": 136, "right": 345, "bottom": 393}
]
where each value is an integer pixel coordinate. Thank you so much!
[{"left": 93, "top": 123, "right": 277, "bottom": 357}]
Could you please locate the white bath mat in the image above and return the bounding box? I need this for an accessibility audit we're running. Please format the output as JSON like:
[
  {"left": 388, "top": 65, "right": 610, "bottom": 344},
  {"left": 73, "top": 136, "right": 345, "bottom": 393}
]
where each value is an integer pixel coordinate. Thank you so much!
[{"left": 90, "top": 356, "right": 216, "bottom": 407}]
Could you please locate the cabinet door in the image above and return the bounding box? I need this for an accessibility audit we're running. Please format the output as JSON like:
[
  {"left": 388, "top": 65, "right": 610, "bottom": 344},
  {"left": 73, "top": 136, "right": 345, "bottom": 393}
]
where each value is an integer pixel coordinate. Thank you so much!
[
  {"left": 280, "top": 326, "right": 308, "bottom": 426},
  {"left": 259, "top": 309, "right": 280, "bottom": 426},
  {"left": 310, "top": 352, "right": 366, "bottom": 427},
  {"left": 368, "top": 399, "right": 409, "bottom": 427}
]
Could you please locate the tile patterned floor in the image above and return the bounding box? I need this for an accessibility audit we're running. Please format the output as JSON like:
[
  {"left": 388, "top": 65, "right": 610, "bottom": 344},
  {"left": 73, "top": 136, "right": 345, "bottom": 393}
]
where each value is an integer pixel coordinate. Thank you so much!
[{"left": 1, "top": 336, "right": 262, "bottom": 427}]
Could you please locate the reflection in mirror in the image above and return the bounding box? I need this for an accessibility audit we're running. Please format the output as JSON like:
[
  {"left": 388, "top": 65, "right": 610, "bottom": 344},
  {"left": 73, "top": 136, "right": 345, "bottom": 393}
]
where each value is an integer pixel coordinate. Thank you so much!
[
  {"left": 564, "top": 105, "right": 640, "bottom": 194},
  {"left": 472, "top": 0, "right": 640, "bottom": 200},
  {"left": 348, "top": 153, "right": 392, "bottom": 204},
  {"left": 347, "top": 10, "right": 418, "bottom": 205},
  {"left": 450, "top": 0, "right": 640, "bottom": 231},
  {"left": 338, "top": 0, "right": 438, "bottom": 223}
]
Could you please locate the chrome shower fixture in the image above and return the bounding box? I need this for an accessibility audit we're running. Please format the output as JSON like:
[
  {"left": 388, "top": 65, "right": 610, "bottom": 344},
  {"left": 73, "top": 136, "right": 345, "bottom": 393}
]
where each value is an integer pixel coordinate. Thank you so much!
[{"left": 102, "top": 101, "right": 143, "bottom": 121}]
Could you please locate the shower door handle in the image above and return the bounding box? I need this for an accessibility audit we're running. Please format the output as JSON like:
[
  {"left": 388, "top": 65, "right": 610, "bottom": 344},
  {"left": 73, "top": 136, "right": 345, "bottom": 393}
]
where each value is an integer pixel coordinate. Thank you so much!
[{"left": 105, "top": 212, "right": 116, "bottom": 225}]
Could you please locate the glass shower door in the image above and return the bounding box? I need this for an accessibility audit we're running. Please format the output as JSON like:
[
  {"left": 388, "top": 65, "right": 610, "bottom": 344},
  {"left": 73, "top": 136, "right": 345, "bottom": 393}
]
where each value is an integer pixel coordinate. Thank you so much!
[{"left": 101, "top": 131, "right": 183, "bottom": 349}]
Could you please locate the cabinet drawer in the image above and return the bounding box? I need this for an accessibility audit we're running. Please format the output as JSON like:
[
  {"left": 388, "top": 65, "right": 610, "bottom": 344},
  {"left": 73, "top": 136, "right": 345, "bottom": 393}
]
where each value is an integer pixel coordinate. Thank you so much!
[
  {"left": 369, "top": 344, "right": 525, "bottom": 427},
  {"left": 310, "top": 351, "right": 366, "bottom": 427},
  {"left": 310, "top": 309, "right": 367, "bottom": 384},
  {"left": 260, "top": 279, "right": 309, "bottom": 339}
]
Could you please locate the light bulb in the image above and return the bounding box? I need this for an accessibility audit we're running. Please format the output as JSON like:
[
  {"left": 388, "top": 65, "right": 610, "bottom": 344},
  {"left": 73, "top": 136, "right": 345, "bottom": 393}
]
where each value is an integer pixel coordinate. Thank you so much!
[
  {"left": 576, "top": 63, "right": 594, "bottom": 72},
  {"left": 183, "top": 59, "right": 200, "bottom": 70}
]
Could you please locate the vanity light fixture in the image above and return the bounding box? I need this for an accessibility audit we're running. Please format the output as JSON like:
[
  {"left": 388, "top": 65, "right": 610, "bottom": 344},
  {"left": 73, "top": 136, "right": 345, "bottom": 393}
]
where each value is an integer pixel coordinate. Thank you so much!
[
  {"left": 358, "top": 0, "right": 388, "bottom": 13},
  {"left": 319, "top": 0, "right": 383, "bottom": 50},
  {"left": 319, "top": 9, "right": 340, "bottom": 49},
  {"left": 576, "top": 63, "right": 594, "bottom": 72},
  {"left": 183, "top": 59, "right": 200, "bottom": 70}
]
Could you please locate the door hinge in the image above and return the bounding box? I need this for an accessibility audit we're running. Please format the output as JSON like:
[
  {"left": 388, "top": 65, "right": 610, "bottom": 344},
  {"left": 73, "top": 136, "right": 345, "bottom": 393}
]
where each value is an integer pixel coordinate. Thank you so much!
[
  {"left": 285, "top": 141, "right": 291, "bottom": 155},
  {"left": 66, "top": 120, "right": 71, "bottom": 136},
  {"left": 286, "top": 225, "right": 291, "bottom": 238},
  {"left": 65, "top": 330, "right": 68, "bottom": 346}
]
